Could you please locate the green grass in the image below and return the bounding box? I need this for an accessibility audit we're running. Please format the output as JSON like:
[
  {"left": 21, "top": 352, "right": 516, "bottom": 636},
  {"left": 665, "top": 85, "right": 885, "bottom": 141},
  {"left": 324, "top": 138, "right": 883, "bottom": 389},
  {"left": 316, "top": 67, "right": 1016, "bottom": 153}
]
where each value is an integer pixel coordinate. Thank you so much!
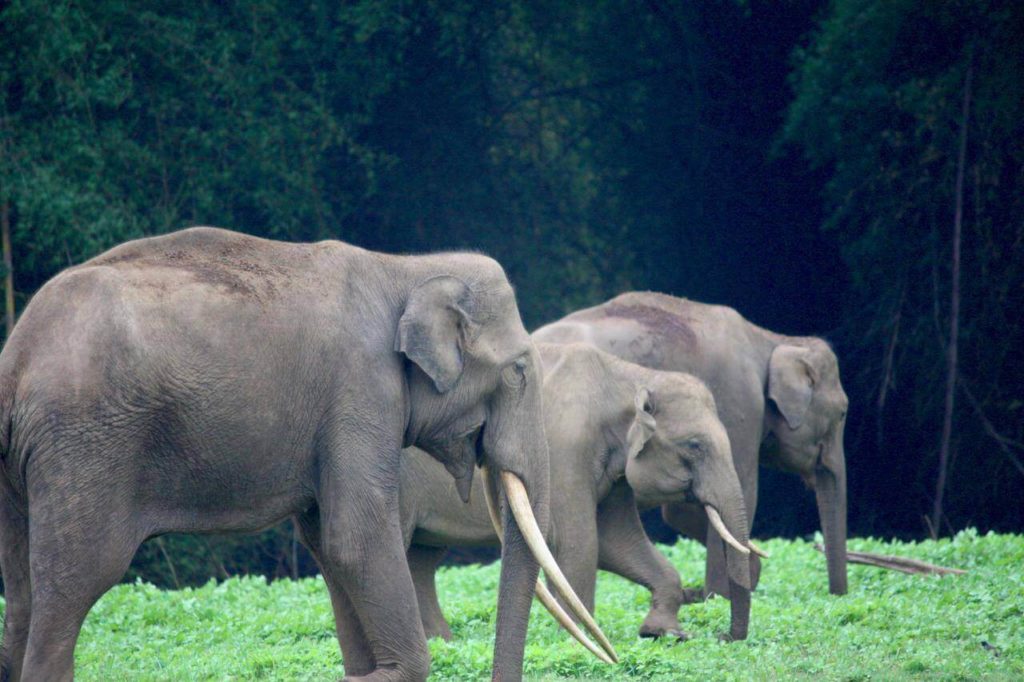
[{"left": 3, "top": 529, "right": 1021, "bottom": 680}]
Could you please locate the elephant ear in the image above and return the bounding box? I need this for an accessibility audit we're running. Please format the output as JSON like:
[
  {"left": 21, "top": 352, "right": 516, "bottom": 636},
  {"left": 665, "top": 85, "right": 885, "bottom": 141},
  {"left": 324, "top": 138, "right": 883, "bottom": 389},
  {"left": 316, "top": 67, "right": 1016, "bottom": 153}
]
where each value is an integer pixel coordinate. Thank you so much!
[
  {"left": 768, "top": 344, "right": 816, "bottom": 429},
  {"left": 395, "top": 275, "right": 475, "bottom": 393},
  {"left": 626, "top": 387, "right": 657, "bottom": 459}
]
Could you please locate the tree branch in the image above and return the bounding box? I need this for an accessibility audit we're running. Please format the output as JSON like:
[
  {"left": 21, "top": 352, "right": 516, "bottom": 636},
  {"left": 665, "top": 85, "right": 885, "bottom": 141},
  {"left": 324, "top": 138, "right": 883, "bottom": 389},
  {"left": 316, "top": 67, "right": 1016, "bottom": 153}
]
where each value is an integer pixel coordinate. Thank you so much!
[
  {"left": 493, "top": 63, "right": 686, "bottom": 119},
  {"left": 959, "top": 380, "right": 1024, "bottom": 478},
  {"left": 931, "top": 50, "right": 973, "bottom": 537},
  {"left": 814, "top": 543, "right": 966, "bottom": 576}
]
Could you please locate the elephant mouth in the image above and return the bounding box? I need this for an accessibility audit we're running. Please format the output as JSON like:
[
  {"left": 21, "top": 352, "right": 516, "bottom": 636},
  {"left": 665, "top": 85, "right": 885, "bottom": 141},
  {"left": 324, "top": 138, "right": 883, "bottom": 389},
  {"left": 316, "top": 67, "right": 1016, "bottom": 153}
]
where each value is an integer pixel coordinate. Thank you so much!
[
  {"left": 814, "top": 442, "right": 827, "bottom": 471},
  {"left": 473, "top": 426, "right": 486, "bottom": 466}
]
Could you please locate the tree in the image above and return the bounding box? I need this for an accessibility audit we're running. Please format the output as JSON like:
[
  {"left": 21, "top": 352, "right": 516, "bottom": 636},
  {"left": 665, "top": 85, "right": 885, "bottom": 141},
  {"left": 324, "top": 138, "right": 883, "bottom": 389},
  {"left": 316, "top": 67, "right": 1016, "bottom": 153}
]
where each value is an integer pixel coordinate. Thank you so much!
[
  {"left": 0, "top": 0, "right": 406, "bottom": 293},
  {"left": 781, "top": 0, "right": 1024, "bottom": 534}
]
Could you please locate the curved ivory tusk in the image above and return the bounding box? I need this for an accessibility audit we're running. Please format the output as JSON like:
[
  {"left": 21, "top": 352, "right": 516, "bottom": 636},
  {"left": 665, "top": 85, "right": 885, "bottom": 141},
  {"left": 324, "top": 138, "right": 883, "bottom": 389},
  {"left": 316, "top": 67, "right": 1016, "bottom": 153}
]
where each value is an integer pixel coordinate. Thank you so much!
[
  {"left": 533, "top": 580, "right": 615, "bottom": 664},
  {"left": 747, "top": 539, "right": 771, "bottom": 559},
  {"left": 480, "top": 468, "right": 615, "bottom": 664},
  {"left": 704, "top": 505, "right": 751, "bottom": 556},
  {"left": 501, "top": 471, "right": 618, "bottom": 663}
]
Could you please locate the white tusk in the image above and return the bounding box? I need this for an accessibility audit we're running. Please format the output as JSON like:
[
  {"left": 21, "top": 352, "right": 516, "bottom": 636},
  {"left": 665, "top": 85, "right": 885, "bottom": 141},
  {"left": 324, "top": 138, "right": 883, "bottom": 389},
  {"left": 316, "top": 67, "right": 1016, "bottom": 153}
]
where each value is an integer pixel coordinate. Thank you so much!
[
  {"left": 705, "top": 505, "right": 750, "bottom": 555},
  {"left": 501, "top": 471, "right": 618, "bottom": 663},
  {"left": 533, "top": 580, "right": 615, "bottom": 664},
  {"left": 480, "top": 468, "right": 615, "bottom": 664},
  {"left": 747, "top": 539, "right": 770, "bottom": 559}
]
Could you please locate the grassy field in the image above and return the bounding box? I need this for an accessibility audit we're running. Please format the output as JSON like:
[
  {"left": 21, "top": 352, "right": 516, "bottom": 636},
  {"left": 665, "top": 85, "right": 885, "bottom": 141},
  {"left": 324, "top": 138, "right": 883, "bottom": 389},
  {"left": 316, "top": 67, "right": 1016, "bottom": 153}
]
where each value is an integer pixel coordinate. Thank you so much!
[{"left": 3, "top": 529, "right": 1021, "bottom": 680}]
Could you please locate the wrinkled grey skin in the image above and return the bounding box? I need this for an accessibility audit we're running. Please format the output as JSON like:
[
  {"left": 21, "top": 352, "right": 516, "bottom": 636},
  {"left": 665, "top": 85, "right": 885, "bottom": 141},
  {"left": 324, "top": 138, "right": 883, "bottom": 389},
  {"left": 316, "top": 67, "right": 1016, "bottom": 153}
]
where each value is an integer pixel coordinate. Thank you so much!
[
  {"left": 0, "top": 227, "right": 552, "bottom": 682},
  {"left": 533, "top": 292, "right": 849, "bottom": 600},
  {"left": 400, "top": 343, "right": 752, "bottom": 642}
]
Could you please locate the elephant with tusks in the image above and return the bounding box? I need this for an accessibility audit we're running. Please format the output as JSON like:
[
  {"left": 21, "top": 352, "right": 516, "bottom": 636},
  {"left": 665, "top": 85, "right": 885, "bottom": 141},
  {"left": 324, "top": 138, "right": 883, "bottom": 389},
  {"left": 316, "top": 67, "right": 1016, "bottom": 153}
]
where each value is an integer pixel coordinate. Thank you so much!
[{"left": 0, "top": 227, "right": 612, "bottom": 682}]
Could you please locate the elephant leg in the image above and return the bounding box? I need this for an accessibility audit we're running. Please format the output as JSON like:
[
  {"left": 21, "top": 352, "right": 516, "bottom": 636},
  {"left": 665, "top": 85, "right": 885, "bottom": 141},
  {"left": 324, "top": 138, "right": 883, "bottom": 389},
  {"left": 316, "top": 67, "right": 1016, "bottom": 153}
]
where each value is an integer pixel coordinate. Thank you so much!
[
  {"left": 0, "top": 485, "right": 30, "bottom": 682},
  {"left": 548, "top": 495, "right": 598, "bottom": 615},
  {"left": 407, "top": 545, "right": 451, "bottom": 641},
  {"left": 660, "top": 502, "right": 711, "bottom": 602},
  {"left": 295, "top": 509, "right": 376, "bottom": 678},
  {"left": 315, "top": 466, "right": 430, "bottom": 682},
  {"left": 598, "top": 483, "right": 687, "bottom": 639},
  {"left": 20, "top": 488, "right": 142, "bottom": 681}
]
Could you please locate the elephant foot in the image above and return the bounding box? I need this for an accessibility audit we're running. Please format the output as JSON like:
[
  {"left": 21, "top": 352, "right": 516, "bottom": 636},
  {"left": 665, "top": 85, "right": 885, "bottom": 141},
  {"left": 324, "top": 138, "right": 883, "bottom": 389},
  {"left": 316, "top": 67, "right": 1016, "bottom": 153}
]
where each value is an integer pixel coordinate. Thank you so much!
[
  {"left": 639, "top": 613, "right": 690, "bottom": 641},
  {"left": 639, "top": 626, "right": 690, "bottom": 642},
  {"left": 342, "top": 662, "right": 429, "bottom": 682},
  {"left": 680, "top": 586, "right": 705, "bottom": 604},
  {"left": 342, "top": 671, "right": 424, "bottom": 682},
  {"left": 716, "top": 629, "right": 748, "bottom": 643}
]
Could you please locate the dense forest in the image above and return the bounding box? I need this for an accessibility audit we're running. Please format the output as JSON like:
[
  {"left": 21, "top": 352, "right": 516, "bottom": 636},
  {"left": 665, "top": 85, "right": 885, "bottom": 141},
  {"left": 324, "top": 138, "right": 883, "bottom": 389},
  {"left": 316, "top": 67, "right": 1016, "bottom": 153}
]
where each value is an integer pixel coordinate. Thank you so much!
[{"left": 1, "top": 0, "right": 1021, "bottom": 586}]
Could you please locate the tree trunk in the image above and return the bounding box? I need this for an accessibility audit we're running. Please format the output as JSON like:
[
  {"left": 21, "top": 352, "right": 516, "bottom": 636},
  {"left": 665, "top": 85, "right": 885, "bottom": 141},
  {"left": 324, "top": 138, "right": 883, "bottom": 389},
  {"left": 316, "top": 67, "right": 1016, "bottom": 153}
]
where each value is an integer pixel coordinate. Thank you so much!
[{"left": 931, "top": 54, "right": 973, "bottom": 538}]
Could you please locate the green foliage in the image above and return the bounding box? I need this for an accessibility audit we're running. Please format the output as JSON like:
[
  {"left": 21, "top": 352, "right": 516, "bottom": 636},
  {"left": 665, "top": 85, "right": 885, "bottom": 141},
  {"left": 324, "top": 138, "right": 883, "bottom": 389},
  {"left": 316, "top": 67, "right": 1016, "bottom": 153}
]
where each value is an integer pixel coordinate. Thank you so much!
[
  {"left": 0, "top": 0, "right": 400, "bottom": 259},
  {"left": 0, "top": 0, "right": 643, "bottom": 326},
  {"left": 0, "top": 0, "right": 791, "bottom": 331},
  {"left": 3, "top": 532, "right": 1019, "bottom": 679}
]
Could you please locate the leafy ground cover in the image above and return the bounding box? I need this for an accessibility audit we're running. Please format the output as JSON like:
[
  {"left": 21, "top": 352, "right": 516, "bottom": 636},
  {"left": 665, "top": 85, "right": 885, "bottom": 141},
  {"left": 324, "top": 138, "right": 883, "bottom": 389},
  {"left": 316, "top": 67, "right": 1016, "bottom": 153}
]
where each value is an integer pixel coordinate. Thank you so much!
[{"left": 4, "top": 530, "right": 1021, "bottom": 680}]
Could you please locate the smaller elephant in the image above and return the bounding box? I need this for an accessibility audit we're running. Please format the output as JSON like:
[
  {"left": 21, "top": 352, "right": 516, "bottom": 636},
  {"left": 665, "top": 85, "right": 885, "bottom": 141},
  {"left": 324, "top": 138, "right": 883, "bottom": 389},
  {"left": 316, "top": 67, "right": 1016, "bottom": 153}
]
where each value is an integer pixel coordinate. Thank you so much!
[{"left": 400, "top": 342, "right": 756, "bottom": 643}]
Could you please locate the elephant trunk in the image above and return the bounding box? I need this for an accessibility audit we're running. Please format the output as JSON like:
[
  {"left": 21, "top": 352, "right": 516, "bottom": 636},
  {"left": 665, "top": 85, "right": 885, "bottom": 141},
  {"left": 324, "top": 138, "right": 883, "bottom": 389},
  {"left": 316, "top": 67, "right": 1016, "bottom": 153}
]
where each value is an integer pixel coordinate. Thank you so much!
[
  {"left": 717, "top": 494, "right": 752, "bottom": 591},
  {"left": 727, "top": 576, "right": 751, "bottom": 641},
  {"left": 713, "top": 495, "right": 752, "bottom": 640},
  {"left": 698, "top": 445, "right": 753, "bottom": 640},
  {"left": 491, "top": 482, "right": 541, "bottom": 681},
  {"left": 814, "top": 434, "right": 848, "bottom": 596},
  {"left": 720, "top": 497, "right": 753, "bottom": 638}
]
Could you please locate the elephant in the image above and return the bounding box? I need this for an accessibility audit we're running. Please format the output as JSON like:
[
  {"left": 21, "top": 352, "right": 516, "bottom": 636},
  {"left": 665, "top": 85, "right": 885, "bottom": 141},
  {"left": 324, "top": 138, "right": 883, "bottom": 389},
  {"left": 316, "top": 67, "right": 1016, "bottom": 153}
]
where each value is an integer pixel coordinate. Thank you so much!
[
  {"left": 0, "top": 227, "right": 609, "bottom": 682},
  {"left": 532, "top": 291, "right": 849, "bottom": 600},
  {"left": 399, "top": 342, "right": 755, "bottom": 644}
]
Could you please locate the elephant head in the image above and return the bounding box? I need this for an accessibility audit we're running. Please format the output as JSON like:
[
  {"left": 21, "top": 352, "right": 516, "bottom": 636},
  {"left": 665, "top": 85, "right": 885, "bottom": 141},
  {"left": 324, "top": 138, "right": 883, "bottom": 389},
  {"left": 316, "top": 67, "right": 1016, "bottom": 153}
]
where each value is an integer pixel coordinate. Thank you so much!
[
  {"left": 396, "top": 265, "right": 612, "bottom": 673},
  {"left": 764, "top": 339, "right": 849, "bottom": 595},
  {"left": 623, "top": 373, "right": 753, "bottom": 596}
]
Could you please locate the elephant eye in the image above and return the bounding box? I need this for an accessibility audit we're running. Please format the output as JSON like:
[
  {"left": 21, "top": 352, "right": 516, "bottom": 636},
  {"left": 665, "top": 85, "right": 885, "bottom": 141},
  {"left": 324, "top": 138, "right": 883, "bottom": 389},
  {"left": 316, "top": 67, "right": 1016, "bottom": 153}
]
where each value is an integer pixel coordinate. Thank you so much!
[
  {"left": 679, "top": 438, "right": 705, "bottom": 457},
  {"left": 502, "top": 355, "right": 528, "bottom": 389}
]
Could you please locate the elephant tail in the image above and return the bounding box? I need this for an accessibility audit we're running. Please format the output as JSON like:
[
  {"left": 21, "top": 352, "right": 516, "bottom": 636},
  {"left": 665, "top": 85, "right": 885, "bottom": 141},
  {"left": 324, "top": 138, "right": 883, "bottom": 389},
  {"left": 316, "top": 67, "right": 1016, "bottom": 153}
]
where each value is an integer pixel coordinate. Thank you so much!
[{"left": 0, "top": 382, "right": 11, "bottom": 470}]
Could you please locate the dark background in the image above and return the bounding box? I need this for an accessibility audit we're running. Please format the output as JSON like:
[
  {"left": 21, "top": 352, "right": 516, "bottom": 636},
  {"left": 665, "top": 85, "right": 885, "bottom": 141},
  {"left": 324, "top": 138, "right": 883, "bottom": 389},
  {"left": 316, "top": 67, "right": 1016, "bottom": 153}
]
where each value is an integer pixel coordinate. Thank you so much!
[{"left": 1, "top": 0, "right": 1021, "bottom": 587}]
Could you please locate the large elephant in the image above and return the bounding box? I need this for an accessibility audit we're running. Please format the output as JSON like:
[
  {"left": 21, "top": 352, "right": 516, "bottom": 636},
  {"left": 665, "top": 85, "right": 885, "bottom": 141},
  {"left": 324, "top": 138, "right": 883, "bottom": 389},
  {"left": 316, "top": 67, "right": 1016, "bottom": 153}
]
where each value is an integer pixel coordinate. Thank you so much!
[
  {"left": 400, "top": 342, "right": 755, "bottom": 643},
  {"left": 0, "top": 227, "right": 608, "bottom": 682},
  {"left": 533, "top": 292, "right": 849, "bottom": 598}
]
